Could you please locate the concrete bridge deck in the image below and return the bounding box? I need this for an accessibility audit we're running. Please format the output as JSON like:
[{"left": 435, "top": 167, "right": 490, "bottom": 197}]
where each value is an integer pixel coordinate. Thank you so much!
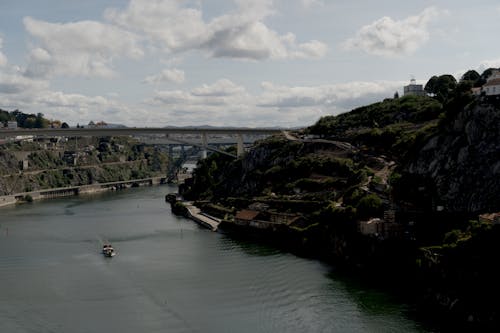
[{"left": 0, "top": 127, "right": 284, "bottom": 138}]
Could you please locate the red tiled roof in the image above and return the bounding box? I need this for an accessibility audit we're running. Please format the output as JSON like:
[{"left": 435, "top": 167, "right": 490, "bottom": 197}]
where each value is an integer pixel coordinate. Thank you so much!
[
  {"left": 479, "top": 212, "right": 500, "bottom": 220},
  {"left": 484, "top": 78, "right": 500, "bottom": 86},
  {"left": 235, "top": 209, "right": 261, "bottom": 221}
]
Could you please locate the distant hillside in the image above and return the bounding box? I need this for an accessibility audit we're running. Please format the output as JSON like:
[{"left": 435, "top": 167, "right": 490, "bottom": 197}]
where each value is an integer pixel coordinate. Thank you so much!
[{"left": 0, "top": 136, "right": 169, "bottom": 196}]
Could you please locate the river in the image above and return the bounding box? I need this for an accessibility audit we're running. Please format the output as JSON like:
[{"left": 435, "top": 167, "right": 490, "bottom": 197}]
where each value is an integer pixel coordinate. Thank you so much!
[{"left": 0, "top": 186, "right": 431, "bottom": 332}]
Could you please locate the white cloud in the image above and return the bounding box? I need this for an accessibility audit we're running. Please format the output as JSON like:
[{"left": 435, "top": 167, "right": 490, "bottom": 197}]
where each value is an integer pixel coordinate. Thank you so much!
[
  {"left": 1, "top": 66, "right": 404, "bottom": 127},
  {"left": 143, "top": 68, "right": 185, "bottom": 84},
  {"left": 34, "top": 91, "right": 146, "bottom": 125},
  {"left": 0, "top": 65, "right": 136, "bottom": 124},
  {"left": 0, "top": 69, "right": 49, "bottom": 94},
  {"left": 105, "top": 0, "right": 208, "bottom": 52},
  {"left": 258, "top": 81, "right": 402, "bottom": 110},
  {"left": 149, "top": 79, "right": 249, "bottom": 108},
  {"left": 300, "top": 0, "right": 323, "bottom": 9},
  {"left": 0, "top": 36, "right": 7, "bottom": 66},
  {"left": 192, "top": 79, "right": 245, "bottom": 96},
  {"left": 18, "top": 0, "right": 327, "bottom": 81},
  {"left": 478, "top": 58, "right": 500, "bottom": 72},
  {"left": 342, "top": 7, "right": 442, "bottom": 57},
  {"left": 143, "top": 78, "right": 402, "bottom": 127},
  {"left": 287, "top": 37, "right": 328, "bottom": 59},
  {"left": 23, "top": 16, "right": 143, "bottom": 78},
  {"left": 0, "top": 87, "right": 135, "bottom": 125},
  {"left": 105, "top": 0, "right": 327, "bottom": 61}
]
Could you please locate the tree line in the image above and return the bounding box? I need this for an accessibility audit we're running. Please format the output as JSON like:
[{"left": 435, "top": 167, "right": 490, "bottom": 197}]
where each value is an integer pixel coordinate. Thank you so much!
[
  {"left": 0, "top": 109, "right": 69, "bottom": 128},
  {"left": 424, "top": 68, "right": 497, "bottom": 103}
]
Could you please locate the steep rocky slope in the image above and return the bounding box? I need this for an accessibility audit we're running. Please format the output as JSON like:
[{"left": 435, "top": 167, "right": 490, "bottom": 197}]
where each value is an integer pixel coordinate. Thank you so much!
[
  {"left": 400, "top": 103, "right": 500, "bottom": 213},
  {"left": 0, "top": 136, "right": 169, "bottom": 196},
  {"left": 179, "top": 93, "right": 500, "bottom": 329}
]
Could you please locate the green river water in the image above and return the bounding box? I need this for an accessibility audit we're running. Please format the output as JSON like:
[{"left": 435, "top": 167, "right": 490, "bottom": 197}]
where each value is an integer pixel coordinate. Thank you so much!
[{"left": 0, "top": 185, "right": 432, "bottom": 332}]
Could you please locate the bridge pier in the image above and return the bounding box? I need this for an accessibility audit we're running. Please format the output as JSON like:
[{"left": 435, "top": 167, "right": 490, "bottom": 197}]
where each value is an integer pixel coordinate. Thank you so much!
[
  {"left": 237, "top": 134, "right": 244, "bottom": 157},
  {"left": 201, "top": 133, "right": 208, "bottom": 159}
]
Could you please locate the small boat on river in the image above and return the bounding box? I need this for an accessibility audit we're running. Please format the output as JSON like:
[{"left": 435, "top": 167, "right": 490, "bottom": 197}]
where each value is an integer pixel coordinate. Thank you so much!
[{"left": 102, "top": 244, "right": 116, "bottom": 257}]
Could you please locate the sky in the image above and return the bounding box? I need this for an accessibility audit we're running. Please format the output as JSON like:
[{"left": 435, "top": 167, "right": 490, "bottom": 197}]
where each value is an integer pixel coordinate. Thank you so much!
[{"left": 0, "top": 0, "right": 500, "bottom": 128}]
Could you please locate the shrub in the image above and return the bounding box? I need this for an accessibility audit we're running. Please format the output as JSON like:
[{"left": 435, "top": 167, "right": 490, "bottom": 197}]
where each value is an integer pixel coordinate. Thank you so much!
[{"left": 356, "top": 194, "right": 383, "bottom": 218}]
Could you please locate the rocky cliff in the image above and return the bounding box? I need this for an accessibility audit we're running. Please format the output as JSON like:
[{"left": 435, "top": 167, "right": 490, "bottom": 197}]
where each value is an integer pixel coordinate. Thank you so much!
[
  {"left": 178, "top": 93, "right": 500, "bottom": 329},
  {"left": 401, "top": 103, "right": 500, "bottom": 213},
  {"left": 0, "top": 136, "right": 169, "bottom": 196}
]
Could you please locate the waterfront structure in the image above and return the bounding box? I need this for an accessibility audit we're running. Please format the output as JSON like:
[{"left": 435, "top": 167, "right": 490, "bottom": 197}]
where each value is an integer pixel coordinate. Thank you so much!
[
  {"left": 358, "top": 218, "right": 383, "bottom": 235},
  {"left": 479, "top": 212, "right": 500, "bottom": 225},
  {"left": 358, "top": 218, "right": 402, "bottom": 239}
]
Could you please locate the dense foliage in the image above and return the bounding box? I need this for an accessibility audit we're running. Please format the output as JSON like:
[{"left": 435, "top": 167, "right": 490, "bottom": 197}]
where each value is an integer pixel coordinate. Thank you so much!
[
  {"left": 0, "top": 136, "right": 170, "bottom": 195},
  {"left": 0, "top": 109, "right": 52, "bottom": 128},
  {"left": 179, "top": 67, "right": 500, "bottom": 329}
]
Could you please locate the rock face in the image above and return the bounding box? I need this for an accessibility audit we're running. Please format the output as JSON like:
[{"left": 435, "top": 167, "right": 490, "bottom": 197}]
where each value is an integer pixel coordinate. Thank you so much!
[
  {"left": 403, "top": 104, "right": 500, "bottom": 213},
  {"left": 0, "top": 137, "right": 169, "bottom": 196}
]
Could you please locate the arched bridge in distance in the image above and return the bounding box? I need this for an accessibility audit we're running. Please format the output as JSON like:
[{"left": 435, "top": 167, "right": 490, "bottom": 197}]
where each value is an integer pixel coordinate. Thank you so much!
[{"left": 0, "top": 127, "right": 288, "bottom": 158}]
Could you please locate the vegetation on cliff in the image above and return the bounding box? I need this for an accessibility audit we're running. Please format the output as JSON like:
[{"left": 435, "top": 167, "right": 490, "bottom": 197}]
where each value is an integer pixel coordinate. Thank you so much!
[
  {"left": 0, "top": 136, "right": 169, "bottom": 195},
  {"left": 179, "top": 67, "right": 500, "bottom": 328}
]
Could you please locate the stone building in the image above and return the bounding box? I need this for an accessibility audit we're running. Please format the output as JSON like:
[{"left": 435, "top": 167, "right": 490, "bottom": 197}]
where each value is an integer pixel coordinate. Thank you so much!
[{"left": 403, "top": 79, "right": 426, "bottom": 96}]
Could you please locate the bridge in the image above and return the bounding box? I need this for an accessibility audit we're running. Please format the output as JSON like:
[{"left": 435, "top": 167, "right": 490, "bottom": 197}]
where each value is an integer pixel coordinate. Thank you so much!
[{"left": 0, "top": 127, "right": 285, "bottom": 158}]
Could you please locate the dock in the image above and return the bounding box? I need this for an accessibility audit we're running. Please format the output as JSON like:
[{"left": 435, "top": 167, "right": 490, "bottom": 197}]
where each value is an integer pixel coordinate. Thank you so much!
[
  {"left": 184, "top": 202, "right": 220, "bottom": 231},
  {"left": 0, "top": 177, "right": 166, "bottom": 208}
]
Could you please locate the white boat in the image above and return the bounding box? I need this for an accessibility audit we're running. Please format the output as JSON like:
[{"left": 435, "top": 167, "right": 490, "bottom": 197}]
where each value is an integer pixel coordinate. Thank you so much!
[{"left": 102, "top": 244, "right": 116, "bottom": 257}]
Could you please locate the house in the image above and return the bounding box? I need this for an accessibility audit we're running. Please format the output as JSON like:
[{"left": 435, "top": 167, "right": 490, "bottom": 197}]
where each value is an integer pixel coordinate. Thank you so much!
[
  {"left": 479, "top": 212, "right": 500, "bottom": 225},
  {"left": 358, "top": 217, "right": 402, "bottom": 239},
  {"left": 471, "top": 87, "right": 482, "bottom": 96},
  {"left": 234, "top": 209, "right": 263, "bottom": 226},
  {"left": 248, "top": 202, "right": 270, "bottom": 211},
  {"left": 87, "top": 121, "right": 108, "bottom": 128},
  {"left": 403, "top": 79, "right": 426, "bottom": 96},
  {"left": 234, "top": 209, "right": 299, "bottom": 230},
  {"left": 269, "top": 212, "right": 302, "bottom": 224},
  {"left": 358, "top": 218, "right": 383, "bottom": 235},
  {"left": 482, "top": 70, "right": 500, "bottom": 96}
]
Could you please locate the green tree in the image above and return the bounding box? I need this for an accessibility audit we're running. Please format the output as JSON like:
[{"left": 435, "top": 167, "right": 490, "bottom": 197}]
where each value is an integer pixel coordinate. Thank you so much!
[
  {"left": 424, "top": 76, "right": 439, "bottom": 95},
  {"left": 23, "top": 116, "right": 37, "bottom": 128},
  {"left": 356, "top": 194, "right": 383, "bottom": 218},
  {"left": 475, "top": 68, "right": 498, "bottom": 87},
  {"left": 425, "top": 74, "right": 457, "bottom": 102},
  {"left": 460, "top": 70, "right": 480, "bottom": 83},
  {"left": 35, "top": 113, "right": 49, "bottom": 128}
]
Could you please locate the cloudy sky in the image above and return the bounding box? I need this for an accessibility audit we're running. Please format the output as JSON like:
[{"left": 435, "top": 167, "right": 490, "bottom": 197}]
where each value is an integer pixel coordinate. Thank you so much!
[{"left": 0, "top": 0, "right": 499, "bottom": 127}]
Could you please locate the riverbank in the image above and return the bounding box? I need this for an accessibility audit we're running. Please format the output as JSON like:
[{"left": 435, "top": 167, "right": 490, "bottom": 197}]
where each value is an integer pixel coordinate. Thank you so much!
[
  {"left": 166, "top": 196, "right": 500, "bottom": 332},
  {"left": 165, "top": 194, "right": 221, "bottom": 231},
  {"left": 0, "top": 185, "right": 427, "bottom": 332},
  {"left": 0, "top": 176, "right": 166, "bottom": 208}
]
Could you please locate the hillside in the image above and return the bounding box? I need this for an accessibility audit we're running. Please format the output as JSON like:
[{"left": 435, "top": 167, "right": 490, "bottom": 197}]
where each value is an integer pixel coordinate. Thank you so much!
[
  {"left": 0, "top": 136, "right": 169, "bottom": 196},
  {"left": 178, "top": 85, "right": 500, "bottom": 328}
]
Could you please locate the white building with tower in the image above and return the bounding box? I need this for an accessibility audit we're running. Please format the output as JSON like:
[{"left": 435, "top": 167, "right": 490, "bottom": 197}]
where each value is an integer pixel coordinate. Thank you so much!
[{"left": 403, "top": 78, "right": 425, "bottom": 96}]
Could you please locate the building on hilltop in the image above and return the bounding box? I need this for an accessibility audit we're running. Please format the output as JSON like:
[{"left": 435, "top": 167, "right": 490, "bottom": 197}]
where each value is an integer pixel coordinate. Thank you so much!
[
  {"left": 88, "top": 121, "right": 109, "bottom": 128},
  {"left": 482, "top": 70, "right": 500, "bottom": 96},
  {"left": 403, "top": 78, "right": 426, "bottom": 96}
]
